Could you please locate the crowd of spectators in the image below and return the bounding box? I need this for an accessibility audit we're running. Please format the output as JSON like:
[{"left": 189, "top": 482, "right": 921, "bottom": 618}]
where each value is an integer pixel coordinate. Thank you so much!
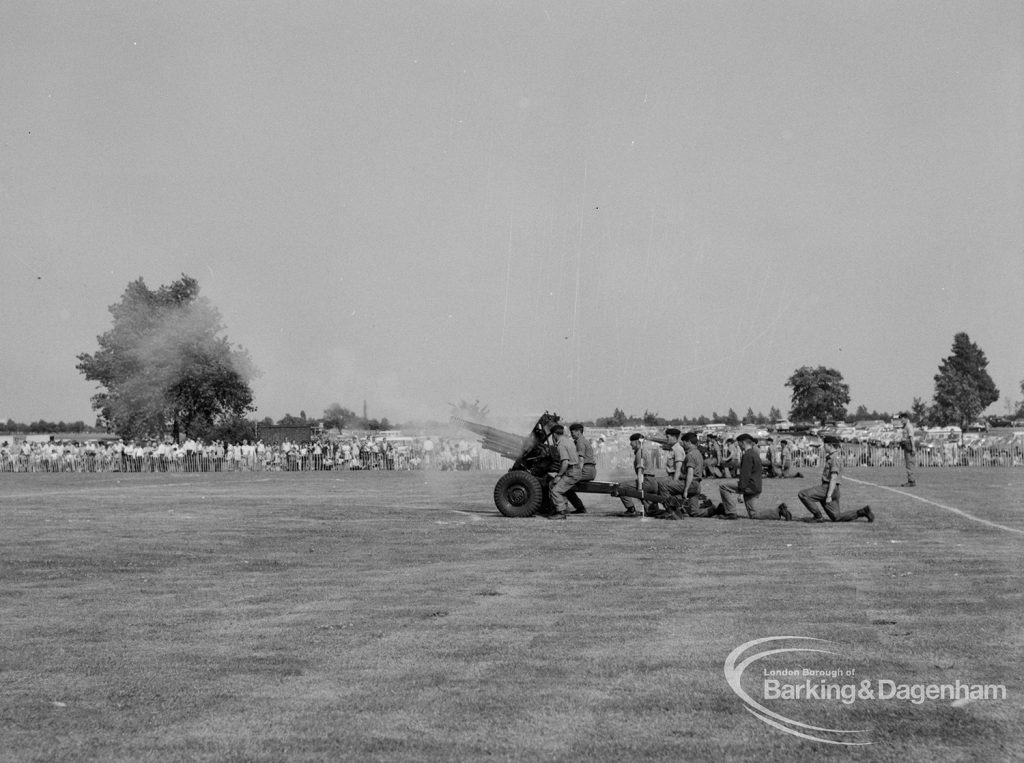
[
  {"left": 0, "top": 435, "right": 503, "bottom": 474},
  {"left": 1, "top": 428, "right": 1022, "bottom": 474}
]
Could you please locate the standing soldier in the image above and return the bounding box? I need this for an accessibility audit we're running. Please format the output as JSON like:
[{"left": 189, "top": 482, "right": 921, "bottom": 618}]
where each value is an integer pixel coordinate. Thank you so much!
[
  {"left": 899, "top": 413, "right": 917, "bottom": 487},
  {"left": 546, "top": 424, "right": 582, "bottom": 519},
  {"left": 763, "top": 437, "right": 777, "bottom": 478},
  {"left": 565, "top": 423, "right": 597, "bottom": 514},
  {"left": 778, "top": 439, "right": 803, "bottom": 478},
  {"left": 796, "top": 435, "right": 874, "bottom": 522}
]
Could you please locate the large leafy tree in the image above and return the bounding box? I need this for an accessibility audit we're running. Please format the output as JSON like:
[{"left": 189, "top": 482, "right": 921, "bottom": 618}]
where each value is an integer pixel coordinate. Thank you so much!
[
  {"left": 786, "top": 366, "right": 850, "bottom": 423},
  {"left": 930, "top": 332, "right": 998, "bottom": 428},
  {"left": 76, "top": 275, "right": 257, "bottom": 441}
]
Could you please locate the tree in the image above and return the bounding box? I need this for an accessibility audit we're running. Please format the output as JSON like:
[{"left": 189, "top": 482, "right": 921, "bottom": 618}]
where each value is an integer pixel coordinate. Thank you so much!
[
  {"left": 743, "top": 407, "right": 755, "bottom": 425},
  {"left": 725, "top": 408, "right": 739, "bottom": 426},
  {"left": 910, "top": 397, "right": 929, "bottom": 424},
  {"left": 76, "top": 275, "right": 257, "bottom": 441},
  {"left": 322, "top": 403, "right": 357, "bottom": 431},
  {"left": 930, "top": 332, "right": 999, "bottom": 428},
  {"left": 768, "top": 406, "right": 782, "bottom": 422},
  {"left": 596, "top": 407, "right": 629, "bottom": 428},
  {"left": 205, "top": 414, "right": 257, "bottom": 443},
  {"left": 785, "top": 366, "right": 850, "bottom": 423}
]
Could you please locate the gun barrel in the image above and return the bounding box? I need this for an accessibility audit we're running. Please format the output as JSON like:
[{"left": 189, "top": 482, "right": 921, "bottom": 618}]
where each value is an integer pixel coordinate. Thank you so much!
[{"left": 451, "top": 418, "right": 531, "bottom": 461}]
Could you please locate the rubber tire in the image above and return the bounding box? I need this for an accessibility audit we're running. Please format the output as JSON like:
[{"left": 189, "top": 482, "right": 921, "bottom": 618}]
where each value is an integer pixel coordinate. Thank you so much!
[{"left": 493, "top": 471, "right": 544, "bottom": 518}]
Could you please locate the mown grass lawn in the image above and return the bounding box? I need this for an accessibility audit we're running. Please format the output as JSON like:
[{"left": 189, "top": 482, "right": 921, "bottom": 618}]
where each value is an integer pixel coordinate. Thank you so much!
[{"left": 1, "top": 468, "right": 1021, "bottom": 761}]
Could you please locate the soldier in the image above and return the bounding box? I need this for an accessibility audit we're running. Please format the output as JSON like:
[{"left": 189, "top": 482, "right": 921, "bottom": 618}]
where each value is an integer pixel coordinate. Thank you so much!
[
  {"left": 899, "top": 413, "right": 917, "bottom": 487},
  {"left": 719, "top": 433, "right": 790, "bottom": 520},
  {"left": 763, "top": 437, "right": 777, "bottom": 478},
  {"left": 675, "top": 431, "right": 709, "bottom": 516},
  {"left": 796, "top": 435, "right": 874, "bottom": 523},
  {"left": 652, "top": 428, "right": 686, "bottom": 519},
  {"left": 546, "top": 424, "right": 582, "bottom": 520},
  {"left": 778, "top": 439, "right": 803, "bottom": 478},
  {"left": 565, "top": 423, "right": 597, "bottom": 514},
  {"left": 703, "top": 433, "right": 724, "bottom": 478},
  {"left": 720, "top": 437, "right": 739, "bottom": 478},
  {"left": 618, "top": 433, "right": 659, "bottom": 517}
]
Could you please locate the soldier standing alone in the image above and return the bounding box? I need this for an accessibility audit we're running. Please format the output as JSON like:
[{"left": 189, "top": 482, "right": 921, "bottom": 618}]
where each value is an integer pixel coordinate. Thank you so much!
[{"left": 899, "top": 413, "right": 917, "bottom": 487}]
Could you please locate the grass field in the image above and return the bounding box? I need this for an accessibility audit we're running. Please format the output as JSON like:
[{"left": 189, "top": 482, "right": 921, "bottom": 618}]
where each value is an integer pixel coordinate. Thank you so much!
[{"left": 1, "top": 468, "right": 1022, "bottom": 761}]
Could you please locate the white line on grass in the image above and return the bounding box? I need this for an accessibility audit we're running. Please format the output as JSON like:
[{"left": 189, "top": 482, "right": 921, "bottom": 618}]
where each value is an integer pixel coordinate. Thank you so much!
[
  {"left": 449, "top": 509, "right": 483, "bottom": 521},
  {"left": 845, "top": 476, "right": 1024, "bottom": 537}
]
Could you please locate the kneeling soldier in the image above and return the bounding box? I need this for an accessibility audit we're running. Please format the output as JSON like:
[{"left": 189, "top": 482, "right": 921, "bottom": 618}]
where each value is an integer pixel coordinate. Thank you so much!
[
  {"left": 797, "top": 435, "right": 874, "bottom": 523},
  {"left": 718, "top": 434, "right": 788, "bottom": 520},
  {"left": 618, "top": 433, "right": 659, "bottom": 517}
]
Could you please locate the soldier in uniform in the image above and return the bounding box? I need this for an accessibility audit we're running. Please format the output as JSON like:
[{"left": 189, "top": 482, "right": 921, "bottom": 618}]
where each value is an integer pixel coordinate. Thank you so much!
[
  {"left": 565, "top": 423, "right": 597, "bottom": 514},
  {"left": 899, "top": 413, "right": 917, "bottom": 487},
  {"left": 719, "top": 433, "right": 790, "bottom": 520},
  {"left": 618, "top": 433, "right": 659, "bottom": 517},
  {"left": 796, "top": 435, "right": 874, "bottom": 522},
  {"left": 703, "top": 434, "right": 724, "bottom": 478},
  {"left": 778, "top": 439, "right": 803, "bottom": 478},
  {"left": 720, "top": 437, "right": 739, "bottom": 478},
  {"left": 763, "top": 437, "right": 777, "bottom": 478},
  {"left": 651, "top": 428, "right": 686, "bottom": 519},
  {"left": 546, "top": 424, "right": 582, "bottom": 519}
]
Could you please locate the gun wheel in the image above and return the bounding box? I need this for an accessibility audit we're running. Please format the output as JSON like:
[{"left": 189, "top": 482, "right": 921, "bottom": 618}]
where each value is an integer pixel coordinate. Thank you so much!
[{"left": 493, "top": 471, "right": 544, "bottom": 517}]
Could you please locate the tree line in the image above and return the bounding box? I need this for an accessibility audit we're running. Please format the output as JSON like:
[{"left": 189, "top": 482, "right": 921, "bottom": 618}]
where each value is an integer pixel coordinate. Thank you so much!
[
  {"left": 1, "top": 419, "right": 94, "bottom": 435},
  {"left": 260, "top": 406, "right": 392, "bottom": 433},
  {"left": 596, "top": 333, "right": 1006, "bottom": 430}
]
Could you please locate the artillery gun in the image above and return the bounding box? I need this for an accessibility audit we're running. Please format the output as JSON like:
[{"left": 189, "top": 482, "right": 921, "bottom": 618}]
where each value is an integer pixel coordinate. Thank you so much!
[{"left": 453, "top": 412, "right": 668, "bottom": 517}]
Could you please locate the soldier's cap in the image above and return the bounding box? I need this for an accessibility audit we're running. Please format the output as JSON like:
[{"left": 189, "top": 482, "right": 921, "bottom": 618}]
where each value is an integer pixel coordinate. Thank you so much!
[
  {"left": 629, "top": 433, "right": 644, "bottom": 442},
  {"left": 681, "top": 431, "right": 699, "bottom": 443},
  {"left": 736, "top": 433, "right": 756, "bottom": 443},
  {"left": 665, "top": 427, "right": 681, "bottom": 437},
  {"left": 550, "top": 424, "right": 565, "bottom": 435},
  {"left": 822, "top": 435, "right": 841, "bottom": 445}
]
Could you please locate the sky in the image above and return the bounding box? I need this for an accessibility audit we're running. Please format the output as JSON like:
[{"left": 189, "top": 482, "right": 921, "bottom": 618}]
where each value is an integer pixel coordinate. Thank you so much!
[{"left": 2, "top": 1, "right": 1022, "bottom": 426}]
